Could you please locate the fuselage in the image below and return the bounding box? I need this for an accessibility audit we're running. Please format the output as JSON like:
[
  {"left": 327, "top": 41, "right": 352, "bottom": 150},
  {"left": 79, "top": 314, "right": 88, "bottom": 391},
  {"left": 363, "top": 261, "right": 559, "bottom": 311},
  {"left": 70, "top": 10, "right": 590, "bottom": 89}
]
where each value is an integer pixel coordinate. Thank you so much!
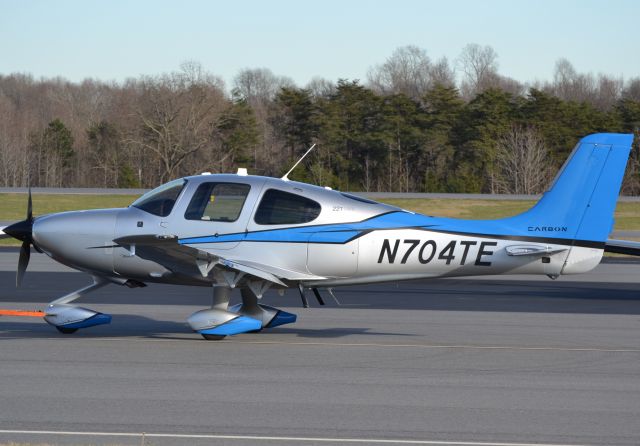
[{"left": 31, "top": 173, "right": 604, "bottom": 288}]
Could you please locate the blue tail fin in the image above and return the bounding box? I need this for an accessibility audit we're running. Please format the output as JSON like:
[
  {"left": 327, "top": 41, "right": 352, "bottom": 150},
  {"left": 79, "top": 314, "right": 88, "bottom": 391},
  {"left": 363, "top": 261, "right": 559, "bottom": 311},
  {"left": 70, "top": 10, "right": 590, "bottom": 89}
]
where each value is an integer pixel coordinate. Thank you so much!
[{"left": 510, "top": 133, "right": 634, "bottom": 242}]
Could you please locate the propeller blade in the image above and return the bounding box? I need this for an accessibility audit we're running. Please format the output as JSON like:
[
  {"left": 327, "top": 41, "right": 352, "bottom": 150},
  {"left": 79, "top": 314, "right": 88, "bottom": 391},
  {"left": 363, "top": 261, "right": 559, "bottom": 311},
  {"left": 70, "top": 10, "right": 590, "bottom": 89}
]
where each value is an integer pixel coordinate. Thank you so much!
[
  {"left": 297, "top": 283, "right": 310, "bottom": 308},
  {"left": 17, "top": 241, "right": 30, "bottom": 287},
  {"left": 312, "top": 288, "right": 325, "bottom": 305},
  {"left": 27, "top": 187, "right": 33, "bottom": 222}
]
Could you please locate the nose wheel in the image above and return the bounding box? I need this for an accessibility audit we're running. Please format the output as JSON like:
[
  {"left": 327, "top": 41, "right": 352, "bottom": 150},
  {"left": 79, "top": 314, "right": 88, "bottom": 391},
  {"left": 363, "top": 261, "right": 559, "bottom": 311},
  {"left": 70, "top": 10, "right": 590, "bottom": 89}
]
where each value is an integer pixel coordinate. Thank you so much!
[{"left": 56, "top": 327, "right": 79, "bottom": 334}]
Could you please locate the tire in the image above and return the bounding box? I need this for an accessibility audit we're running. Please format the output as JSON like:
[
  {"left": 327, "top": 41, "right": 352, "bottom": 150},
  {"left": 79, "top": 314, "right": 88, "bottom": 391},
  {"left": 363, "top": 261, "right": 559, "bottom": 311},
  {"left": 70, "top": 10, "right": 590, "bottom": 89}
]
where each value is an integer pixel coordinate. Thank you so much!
[
  {"left": 56, "top": 327, "right": 78, "bottom": 334},
  {"left": 201, "top": 334, "right": 226, "bottom": 341}
]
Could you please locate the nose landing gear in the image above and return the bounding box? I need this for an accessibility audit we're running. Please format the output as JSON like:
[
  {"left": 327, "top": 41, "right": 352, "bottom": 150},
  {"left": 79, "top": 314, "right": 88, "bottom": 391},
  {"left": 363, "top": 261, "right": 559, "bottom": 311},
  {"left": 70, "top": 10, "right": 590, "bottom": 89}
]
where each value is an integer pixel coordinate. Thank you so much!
[{"left": 43, "top": 277, "right": 112, "bottom": 334}]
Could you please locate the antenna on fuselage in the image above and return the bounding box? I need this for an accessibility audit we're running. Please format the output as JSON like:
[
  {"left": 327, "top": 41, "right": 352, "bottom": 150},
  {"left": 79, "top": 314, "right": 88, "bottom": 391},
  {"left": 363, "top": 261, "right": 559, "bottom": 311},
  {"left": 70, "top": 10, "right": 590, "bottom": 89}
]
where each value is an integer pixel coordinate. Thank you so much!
[{"left": 281, "top": 143, "right": 317, "bottom": 182}]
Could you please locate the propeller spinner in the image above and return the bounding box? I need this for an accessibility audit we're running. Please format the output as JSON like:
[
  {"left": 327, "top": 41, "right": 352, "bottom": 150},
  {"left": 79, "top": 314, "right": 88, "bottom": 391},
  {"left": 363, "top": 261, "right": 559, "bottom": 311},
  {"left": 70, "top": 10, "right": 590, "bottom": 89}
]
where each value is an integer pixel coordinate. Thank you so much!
[{"left": 3, "top": 188, "right": 34, "bottom": 287}]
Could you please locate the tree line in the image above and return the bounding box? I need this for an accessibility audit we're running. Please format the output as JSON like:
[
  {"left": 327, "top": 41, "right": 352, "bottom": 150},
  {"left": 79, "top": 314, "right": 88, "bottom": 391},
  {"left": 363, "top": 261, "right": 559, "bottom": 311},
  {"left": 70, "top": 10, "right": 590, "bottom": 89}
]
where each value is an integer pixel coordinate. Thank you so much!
[{"left": 1, "top": 44, "right": 639, "bottom": 193}]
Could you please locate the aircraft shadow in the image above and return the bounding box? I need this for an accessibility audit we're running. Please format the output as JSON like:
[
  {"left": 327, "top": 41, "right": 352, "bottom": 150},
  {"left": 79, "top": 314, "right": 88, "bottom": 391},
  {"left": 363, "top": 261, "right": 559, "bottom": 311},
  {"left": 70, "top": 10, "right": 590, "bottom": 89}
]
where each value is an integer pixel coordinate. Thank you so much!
[
  {"left": 268, "top": 326, "right": 415, "bottom": 339},
  {"left": 0, "top": 314, "right": 193, "bottom": 341},
  {"left": 0, "top": 314, "right": 408, "bottom": 341},
  {"left": 326, "top": 280, "right": 640, "bottom": 315}
]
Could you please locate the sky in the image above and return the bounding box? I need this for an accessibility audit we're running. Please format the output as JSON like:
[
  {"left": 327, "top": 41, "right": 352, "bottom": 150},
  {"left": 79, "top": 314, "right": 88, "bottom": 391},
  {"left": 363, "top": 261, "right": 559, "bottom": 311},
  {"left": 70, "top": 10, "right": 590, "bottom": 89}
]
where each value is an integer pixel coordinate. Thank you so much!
[{"left": 1, "top": 0, "right": 639, "bottom": 90}]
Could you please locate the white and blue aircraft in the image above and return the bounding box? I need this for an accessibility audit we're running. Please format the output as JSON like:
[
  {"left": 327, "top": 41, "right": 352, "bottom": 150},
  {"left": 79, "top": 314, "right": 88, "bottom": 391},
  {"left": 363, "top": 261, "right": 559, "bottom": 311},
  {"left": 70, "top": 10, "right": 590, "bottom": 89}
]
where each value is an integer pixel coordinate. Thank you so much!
[{"left": 0, "top": 133, "right": 635, "bottom": 339}]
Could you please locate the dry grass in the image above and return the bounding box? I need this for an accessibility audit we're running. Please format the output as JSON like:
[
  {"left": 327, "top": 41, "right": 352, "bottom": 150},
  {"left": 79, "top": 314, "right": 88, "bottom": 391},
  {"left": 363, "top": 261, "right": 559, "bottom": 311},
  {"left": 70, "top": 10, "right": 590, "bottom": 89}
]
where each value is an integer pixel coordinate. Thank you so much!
[
  {"left": 0, "top": 193, "right": 139, "bottom": 221},
  {"left": 609, "top": 202, "right": 640, "bottom": 230},
  {"left": 380, "top": 198, "right": 640, "bottom": 230},
  {"left": 380, "top": 198, "right": 535, "bottom": 220}
]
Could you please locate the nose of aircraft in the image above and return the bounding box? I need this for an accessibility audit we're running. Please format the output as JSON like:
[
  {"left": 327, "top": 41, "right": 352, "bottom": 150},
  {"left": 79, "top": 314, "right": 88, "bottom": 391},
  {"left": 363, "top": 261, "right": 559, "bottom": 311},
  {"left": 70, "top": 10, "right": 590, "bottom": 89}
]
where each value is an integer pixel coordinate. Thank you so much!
[
  {"left": 3, "top": 218, "right": 33, "bottom": 243},
  {"left": 33, "top": 209, "right": 121, "bottom": 273}
]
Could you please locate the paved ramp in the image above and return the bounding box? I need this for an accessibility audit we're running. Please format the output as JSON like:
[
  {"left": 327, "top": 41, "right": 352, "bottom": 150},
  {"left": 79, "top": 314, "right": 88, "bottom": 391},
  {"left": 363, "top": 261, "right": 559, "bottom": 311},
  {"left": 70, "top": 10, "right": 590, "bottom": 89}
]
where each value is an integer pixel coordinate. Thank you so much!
[{"left": 0, "top": 252, "right": 639, "bottom": 445}]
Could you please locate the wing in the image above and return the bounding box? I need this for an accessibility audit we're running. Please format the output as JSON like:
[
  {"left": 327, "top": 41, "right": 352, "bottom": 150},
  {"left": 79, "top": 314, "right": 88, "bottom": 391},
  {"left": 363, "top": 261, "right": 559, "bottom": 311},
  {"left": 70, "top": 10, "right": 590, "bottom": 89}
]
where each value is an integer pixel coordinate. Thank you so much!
[
  {"left": 113, "top": 234, "right": 324, "bottom": 288},
  {"left": 605, "top": 238, "right": 640, "bottom": 256}
]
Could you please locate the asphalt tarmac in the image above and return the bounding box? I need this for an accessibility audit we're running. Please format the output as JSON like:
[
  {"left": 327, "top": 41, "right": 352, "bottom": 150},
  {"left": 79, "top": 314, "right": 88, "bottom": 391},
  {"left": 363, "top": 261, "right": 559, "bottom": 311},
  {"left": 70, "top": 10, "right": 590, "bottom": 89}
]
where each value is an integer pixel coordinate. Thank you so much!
[{"left": 1, "top": 250, "right": 639, "bottom": 446}]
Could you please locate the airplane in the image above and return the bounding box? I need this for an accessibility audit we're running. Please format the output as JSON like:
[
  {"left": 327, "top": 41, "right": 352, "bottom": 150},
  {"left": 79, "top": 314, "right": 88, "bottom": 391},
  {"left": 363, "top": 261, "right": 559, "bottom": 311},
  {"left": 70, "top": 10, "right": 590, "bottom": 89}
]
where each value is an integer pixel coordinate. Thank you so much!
[{"left": 0, "top": 133, "right": 636, "bottom": 340}]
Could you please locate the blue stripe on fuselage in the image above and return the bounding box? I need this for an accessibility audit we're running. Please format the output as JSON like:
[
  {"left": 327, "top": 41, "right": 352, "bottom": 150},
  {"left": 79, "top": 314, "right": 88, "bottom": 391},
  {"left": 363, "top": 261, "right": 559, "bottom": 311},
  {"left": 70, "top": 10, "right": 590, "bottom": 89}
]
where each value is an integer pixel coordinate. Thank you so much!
[
  {"left": 178, "top": 212, "right": 423, "bottom": 245},
  {"left": 178, "top": 209, "right": 601, "bottom": 246}
]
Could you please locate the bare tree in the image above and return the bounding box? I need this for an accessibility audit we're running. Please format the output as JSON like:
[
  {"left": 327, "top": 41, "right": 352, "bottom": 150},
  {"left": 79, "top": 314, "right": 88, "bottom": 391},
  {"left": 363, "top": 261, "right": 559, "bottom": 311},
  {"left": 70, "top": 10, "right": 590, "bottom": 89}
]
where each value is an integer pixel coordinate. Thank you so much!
[
  {"left": 232, "top": 68, "right": 294, "bottom": 173},
  {"left": 367, "top": 45, "right": 433, "bottom": 100},
  {"left": 594, "top": 74, "right": 624, "bottom": 110},
  {"left": 494, "top": 126, "right": 551, "bottom": 194},
  {"left": 552, "top": 58, "right": 596, "bottom": 103},
  {"left": 622, "top": 77, "right": 640, "bottom": 101},
  {"left": 179, "top": 60, "right": 225, "bottom": 91},
  {"left": 306, "top": 77, "right": 335, "bottom": 99},
  {"left": 0, "top": 93, "right": 24, "bottom": 186},
  {"left": 496, "top": 75, "right": 525, "bottom": 97},
  {"left": 129, "top": 64, "right": 226, "bottom": 183},
  {"left": 233, "top": 68, "right": 293, "bottom": 105},
  {"left": 429, "top": 56, "right": 455, "bottom": 88},
  {"left": 553, "top": 58, "right": 578, "bottom": 100},
  {"left": 457, "top": 43, "right": 499, "bottom": 99}
]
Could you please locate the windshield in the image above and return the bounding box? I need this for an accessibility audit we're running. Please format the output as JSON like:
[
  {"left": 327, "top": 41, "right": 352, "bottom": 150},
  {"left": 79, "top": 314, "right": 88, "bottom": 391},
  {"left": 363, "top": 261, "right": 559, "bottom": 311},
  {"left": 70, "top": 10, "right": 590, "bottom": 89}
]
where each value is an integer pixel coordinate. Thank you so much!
[{"left": 131, "top": 179, "right": 186, "bottom": 217}]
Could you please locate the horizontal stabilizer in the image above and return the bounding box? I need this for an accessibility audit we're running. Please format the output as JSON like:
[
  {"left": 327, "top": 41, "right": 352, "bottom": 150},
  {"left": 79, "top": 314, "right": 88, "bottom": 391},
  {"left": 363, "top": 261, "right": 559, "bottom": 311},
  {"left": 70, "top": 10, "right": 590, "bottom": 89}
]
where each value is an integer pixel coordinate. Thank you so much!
[
  {"left": 505, "top": 245, "right": 568, "bottom": 257},
  {"left": 604, "top": 239, "right": 640, "bottom": 256}
]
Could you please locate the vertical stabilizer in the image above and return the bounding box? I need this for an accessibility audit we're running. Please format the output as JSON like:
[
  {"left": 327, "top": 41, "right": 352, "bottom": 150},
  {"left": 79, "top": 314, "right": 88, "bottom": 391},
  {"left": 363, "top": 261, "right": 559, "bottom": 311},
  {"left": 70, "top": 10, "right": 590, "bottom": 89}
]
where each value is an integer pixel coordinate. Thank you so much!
[{"left": 508, "top": 133, "right": 633, "bottom": 243}]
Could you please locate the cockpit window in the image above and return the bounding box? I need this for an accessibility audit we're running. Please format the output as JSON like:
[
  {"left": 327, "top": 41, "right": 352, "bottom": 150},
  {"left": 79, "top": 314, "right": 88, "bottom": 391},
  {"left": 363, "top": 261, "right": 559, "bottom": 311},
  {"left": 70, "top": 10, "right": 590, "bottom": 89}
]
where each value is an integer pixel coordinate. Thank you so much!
[
  {"left": 131, "top": 178, "right": 185, "bottom": 217},
  {"left": 254, "top": 189, "right": 321, "bottom": 225},
  {"left": 185, "top": 182, "right": 250, "bottom": 222}
]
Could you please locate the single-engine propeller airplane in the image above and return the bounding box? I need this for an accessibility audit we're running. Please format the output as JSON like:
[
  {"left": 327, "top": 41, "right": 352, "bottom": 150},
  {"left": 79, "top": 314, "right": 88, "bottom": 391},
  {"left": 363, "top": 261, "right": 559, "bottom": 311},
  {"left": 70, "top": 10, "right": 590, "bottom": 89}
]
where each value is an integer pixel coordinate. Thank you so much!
[{"left": 0, "top": 133, "right": 636, "bottom": 340}]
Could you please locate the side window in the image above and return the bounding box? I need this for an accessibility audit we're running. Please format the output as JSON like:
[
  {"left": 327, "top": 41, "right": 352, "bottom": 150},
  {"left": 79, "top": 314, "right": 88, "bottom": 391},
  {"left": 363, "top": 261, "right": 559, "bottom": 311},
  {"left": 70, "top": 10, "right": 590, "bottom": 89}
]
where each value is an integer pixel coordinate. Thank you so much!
[
  {"left": 185, "top": 183, "right": 250, "bottom": 222},
  {"left": 254, "top": 189, "right": 321, "bottom": 225}
]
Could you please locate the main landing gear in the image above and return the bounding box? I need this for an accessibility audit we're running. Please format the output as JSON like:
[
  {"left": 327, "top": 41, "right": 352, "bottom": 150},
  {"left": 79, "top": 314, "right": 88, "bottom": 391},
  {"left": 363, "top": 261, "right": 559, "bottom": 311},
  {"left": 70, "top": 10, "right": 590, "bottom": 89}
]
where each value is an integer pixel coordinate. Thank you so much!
[{"left": 187, "top": 285, "right": 297, "bottom": 340}]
